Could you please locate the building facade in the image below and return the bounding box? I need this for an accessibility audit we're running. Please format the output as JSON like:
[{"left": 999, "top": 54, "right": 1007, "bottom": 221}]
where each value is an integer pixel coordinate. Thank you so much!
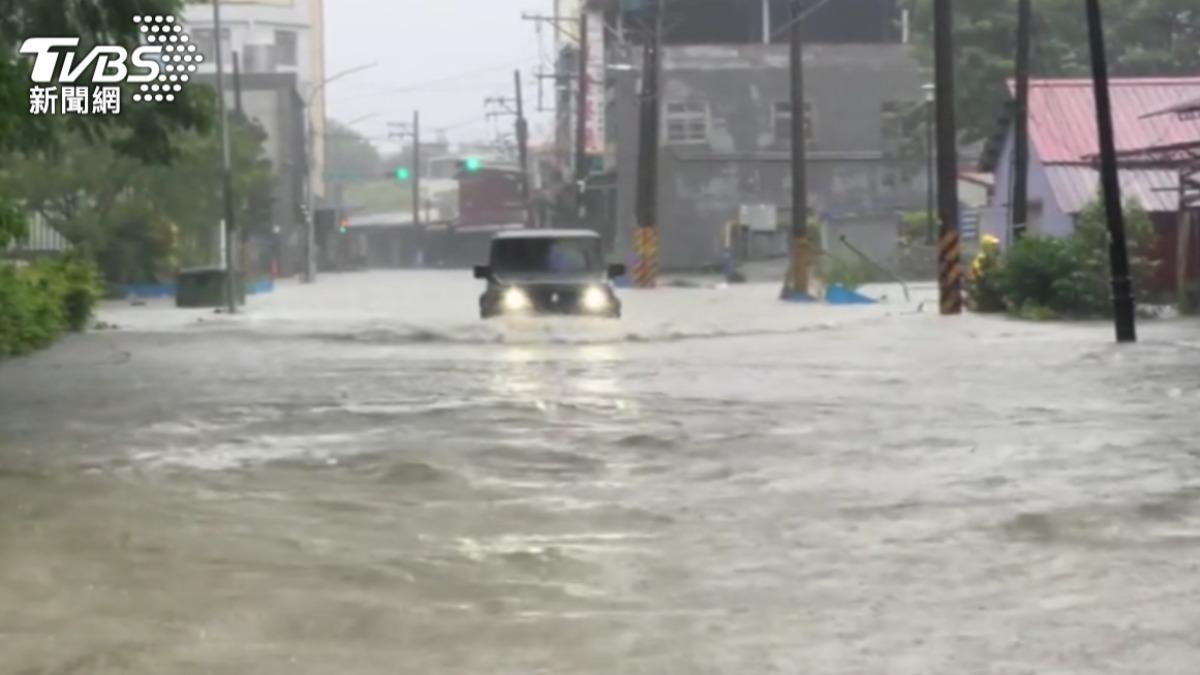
[
  {"left": 182, "top": 0, "right": 326, "bottom": 277},
  {"left": 560, "top": 0, "right": 926, "bottom": 270},
  {"left": 608, "top": 43, "right": 927, "bottom": 270}
]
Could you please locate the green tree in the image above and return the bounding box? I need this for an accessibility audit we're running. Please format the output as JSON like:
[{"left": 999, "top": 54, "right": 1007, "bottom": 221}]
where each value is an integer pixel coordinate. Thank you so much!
[
  {"left": 0, "top": 114, "right": 273, "bottom": 284},
  {"left": 324, "top": 120, "right": 383, "bottom": 182},
  {"left": 0, "top": 0, "right": 211, "bottom": 162},
  {"left": 906, "top": 0, "right": 1200, "bottom": 142}
]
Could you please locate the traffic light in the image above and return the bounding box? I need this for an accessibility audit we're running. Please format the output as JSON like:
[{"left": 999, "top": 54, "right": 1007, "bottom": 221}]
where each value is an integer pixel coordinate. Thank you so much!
[
  {"left": 464, "top": 157, "right": 482, "bottom": 172},
  {"left": 338, "top": 218, "right": 349, "bottom": 235},
  {"left": 395, "top": 167, "right": 411, "bottom": 182}
]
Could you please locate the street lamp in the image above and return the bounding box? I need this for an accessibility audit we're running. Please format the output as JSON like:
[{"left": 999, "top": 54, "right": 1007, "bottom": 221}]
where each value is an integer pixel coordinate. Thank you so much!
[
  {"left": 922, "top": 82, "right": 936, "bottom": 245},
  {"left": 302, "top": 61, "right": 378, "bottom": 284}
]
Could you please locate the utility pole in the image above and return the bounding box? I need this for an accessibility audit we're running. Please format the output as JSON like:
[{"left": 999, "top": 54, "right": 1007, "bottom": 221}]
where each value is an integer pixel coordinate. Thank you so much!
[
  {"left": 212, "top": 0, "right": 237, "bottom": 313},
  {"left": 782, "top": 0, "right": 811, "bottom": 300},
  {"left": 1084, "top": 0, "right": 1137, "bottom": 343},
  {"left": 633, "top": 0, "right": 663, "bottom": 289},
  {"left": 924, "top": 83, "right": 936, "bottom": 245},
  {"left": 575, "top": 10, "right": 590, "bottom": 225},
  {"left": 515, "top": 69, "right": 533, "bottom": 227},
  {"left": 1012, "top": 0, "right": 1031, "bottom": 238},
  {"left": 232, "top": 50, "right": 243, "bottom": 118},
  {"left": 412, "top": 110, "right": 421, "bottom": 234},
  {"left": 933, "top": 0, "right": 962, "bottom": 315}
]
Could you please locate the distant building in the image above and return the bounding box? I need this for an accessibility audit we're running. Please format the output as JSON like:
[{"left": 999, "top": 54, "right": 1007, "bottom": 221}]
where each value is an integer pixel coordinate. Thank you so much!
[
  {"left": 979, "top": 77, "right": 1200, "bottom": 292},
  {"left": 562, "top": 0, "right": 925, "bottom": 270},
  {"left": 182, "top": 0, "right": 326, "bottom": 278}
]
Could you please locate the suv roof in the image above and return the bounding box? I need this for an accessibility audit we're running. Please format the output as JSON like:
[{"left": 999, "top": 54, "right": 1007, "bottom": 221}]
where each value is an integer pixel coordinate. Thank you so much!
[{"left": 492, "top": 229, "right": 600, "bottom": 241}]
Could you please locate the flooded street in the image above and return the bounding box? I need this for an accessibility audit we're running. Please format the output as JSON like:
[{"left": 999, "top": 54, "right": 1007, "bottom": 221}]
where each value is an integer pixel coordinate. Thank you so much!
[{"left": 2, "top": 270, "right": 1200, "bottom": 674}]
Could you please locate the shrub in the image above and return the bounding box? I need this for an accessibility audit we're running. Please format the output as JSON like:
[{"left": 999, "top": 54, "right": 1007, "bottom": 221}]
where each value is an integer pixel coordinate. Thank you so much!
[
  {"left": 0, "top": 256, "right": 102, "bottom": 358},
  {"left": 992, "top": 198, "right": 1160, "bottom": 319}
]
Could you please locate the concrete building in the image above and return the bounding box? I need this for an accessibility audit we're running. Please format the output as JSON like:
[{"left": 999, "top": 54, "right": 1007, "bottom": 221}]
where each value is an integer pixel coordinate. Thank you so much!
[
  {"left": 182, "top": 0, "right": 326, "bottom": 277},
  {"left": 182, "top": 0, "right": 327, "bottom": 202},
  {"left": 616, "top": 43, "right": 928, "bottom": 270},
  {"left": 559, "top": 0, "right": 927, "bottom": 270}
]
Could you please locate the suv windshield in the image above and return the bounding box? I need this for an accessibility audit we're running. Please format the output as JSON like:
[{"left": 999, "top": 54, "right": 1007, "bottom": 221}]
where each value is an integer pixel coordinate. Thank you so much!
[{"left": 491, "top": 237, "right": 601, "bottom": 275}]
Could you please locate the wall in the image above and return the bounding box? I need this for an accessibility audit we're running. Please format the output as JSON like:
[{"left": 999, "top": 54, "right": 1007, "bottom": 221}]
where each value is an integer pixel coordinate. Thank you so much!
[
  {"left": 616, "top": 43, "right": 926, "bottom": 270},
  {"left": 989, "top": 128, "right": 1073, "bottom": 243}
]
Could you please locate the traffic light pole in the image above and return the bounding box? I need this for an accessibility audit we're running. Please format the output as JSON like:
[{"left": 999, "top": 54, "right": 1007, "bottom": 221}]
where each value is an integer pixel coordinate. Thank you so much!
[
  {"left": 412, "top": 110, "right": 421, "bottom": 233},
  {"left": 1084, "top": 0, "right": 1137, "bottom": 343}
]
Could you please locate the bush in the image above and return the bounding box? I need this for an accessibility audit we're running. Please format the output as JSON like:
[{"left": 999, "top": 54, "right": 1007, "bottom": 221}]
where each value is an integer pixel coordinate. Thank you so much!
[
  {"left": 0, "top": 256, "right": 102, "bottom": 358},
  {"left": 990, "top": 198, "right": 1160, "bottom": 319}
]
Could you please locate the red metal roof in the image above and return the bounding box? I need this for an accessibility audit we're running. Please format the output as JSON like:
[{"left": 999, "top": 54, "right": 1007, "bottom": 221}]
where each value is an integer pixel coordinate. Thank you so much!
[{"left": 1016, "top": 78, "right": 1200, "bottom": 164}]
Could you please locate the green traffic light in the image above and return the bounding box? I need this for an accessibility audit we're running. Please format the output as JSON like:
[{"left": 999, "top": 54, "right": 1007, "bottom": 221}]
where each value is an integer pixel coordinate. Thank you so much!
[
  {"left": 395, "top": 167, "right": 410, "bottom": 181},
  {"left": 464, "top": 157, "right": 481, "bottom": 172}
]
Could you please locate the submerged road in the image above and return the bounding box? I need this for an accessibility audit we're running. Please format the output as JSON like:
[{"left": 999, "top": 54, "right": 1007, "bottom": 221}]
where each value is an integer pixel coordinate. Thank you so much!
[{"left": 2, "top": 271, "right": 1199, "bottom": 674}]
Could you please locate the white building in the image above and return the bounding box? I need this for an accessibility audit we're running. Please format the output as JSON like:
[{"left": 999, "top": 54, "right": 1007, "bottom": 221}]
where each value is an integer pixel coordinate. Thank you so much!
[{"left": 182, "top": 0, "right": 327, "bottom": 201}]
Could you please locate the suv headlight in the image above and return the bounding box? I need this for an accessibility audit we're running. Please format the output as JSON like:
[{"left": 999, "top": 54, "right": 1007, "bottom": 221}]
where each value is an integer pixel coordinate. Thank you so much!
[
  {"left": 581, "top": 286, "right": 610, "bottom": 312},
  {"left": 502, "top": 287, "right": 532, "bottom": 311}
]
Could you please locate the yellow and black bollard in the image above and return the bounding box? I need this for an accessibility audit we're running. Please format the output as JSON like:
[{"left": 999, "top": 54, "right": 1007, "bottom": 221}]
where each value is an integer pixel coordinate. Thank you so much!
[
  {"left": 938, "top": 226, "right": 963, "bottom": 315},
  {"left": 632, "top": 227, "right": 659, "bottom": 289}
]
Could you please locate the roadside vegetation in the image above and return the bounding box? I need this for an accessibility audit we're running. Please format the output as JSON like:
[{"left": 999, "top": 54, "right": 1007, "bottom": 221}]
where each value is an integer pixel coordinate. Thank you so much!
[{"left": 967, "top": 199, "right": 1162, "bottom": 319}]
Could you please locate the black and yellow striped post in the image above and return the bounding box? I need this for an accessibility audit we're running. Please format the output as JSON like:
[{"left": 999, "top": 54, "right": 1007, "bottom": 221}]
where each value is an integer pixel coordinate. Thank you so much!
[
  {"left": 933, "top": 0, "right": 963, "bottom": 316},
  {"left": 938, "top": 226, "right": 963, "bottom": 315},
  {"left": 633, "top": 227, "right": 660, "bottom": 289},
  {"left": 632, "top": 0, "right": 662, "bottom": 290}
]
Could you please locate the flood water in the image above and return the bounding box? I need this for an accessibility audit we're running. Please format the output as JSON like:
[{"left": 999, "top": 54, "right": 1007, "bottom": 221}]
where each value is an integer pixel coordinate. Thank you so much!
[{"left": 2, "top": 271, "right": 1199, "bottom": 674}]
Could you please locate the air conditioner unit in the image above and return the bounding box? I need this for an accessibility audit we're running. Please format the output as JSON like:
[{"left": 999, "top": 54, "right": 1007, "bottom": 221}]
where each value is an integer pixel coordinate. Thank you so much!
[{"left": 739, "top": 204, "right": 778, "bottom": 232}]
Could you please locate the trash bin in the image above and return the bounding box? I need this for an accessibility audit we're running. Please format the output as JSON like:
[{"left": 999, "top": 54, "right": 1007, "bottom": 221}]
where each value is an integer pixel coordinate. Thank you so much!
[{"left": 176, "top": 267, "right": 243, "bottom": 308}]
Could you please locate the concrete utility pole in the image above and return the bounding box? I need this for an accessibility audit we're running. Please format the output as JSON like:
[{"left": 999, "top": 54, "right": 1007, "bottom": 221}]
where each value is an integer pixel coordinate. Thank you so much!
[
  {"left": 782, "top": 0, "right": 811, "bottom": 300},
  {"left": 212, "top": 0, "right": 238, "bottom": 314},
  {"left": 1011, "top": 0, "right": 1032, "bottom": 238},
  {"left": 1084, "top": 0, "right": 1137, "bottom": 343},
  {"left": 301, "top": 61, "right": 378, "bottom": 284},
  {"left": 514, "top": 69, "right": 533, "bottom": 227},
  {"left": 923, "top": 83, "right": 936, "bottom": 244},
  {"left": 933, "top": 0, "right": 962, "bottom": 315},
  {"left": 575, "top": 10, "right": 590, "bottom": 224},
  {"left": 412, "top": 110, "right": 421, "bottom": 233},
  {"left": 633, "top": 0, "right": 663, "bottom": 289}
]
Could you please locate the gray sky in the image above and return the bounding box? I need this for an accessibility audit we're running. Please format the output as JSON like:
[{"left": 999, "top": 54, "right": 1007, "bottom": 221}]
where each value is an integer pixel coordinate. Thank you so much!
[{"left": 325, "top": 0, "right": 561, "bottom": 153}]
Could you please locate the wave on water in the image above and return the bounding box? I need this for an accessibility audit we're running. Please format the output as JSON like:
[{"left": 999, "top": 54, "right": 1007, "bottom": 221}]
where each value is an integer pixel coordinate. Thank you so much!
[{"left": 292, "top": 316, "right": 891, "bottom": 347}]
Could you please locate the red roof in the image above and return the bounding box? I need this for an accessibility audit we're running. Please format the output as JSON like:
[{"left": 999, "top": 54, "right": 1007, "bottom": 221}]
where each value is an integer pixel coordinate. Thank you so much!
[{"left": 1017, "top": 78, "right": 1200, "bottom": 164}]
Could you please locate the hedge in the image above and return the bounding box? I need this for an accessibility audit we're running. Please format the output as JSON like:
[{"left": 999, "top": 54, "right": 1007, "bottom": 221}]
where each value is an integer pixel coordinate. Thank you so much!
[{"left": 0, "top": 256, "right": 102, "bottom": 358}]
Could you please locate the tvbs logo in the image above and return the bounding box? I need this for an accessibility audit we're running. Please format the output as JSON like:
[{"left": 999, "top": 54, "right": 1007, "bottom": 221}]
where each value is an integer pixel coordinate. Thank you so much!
[{"left": 19, "top": 15, "right": 203, "bottom": 116}]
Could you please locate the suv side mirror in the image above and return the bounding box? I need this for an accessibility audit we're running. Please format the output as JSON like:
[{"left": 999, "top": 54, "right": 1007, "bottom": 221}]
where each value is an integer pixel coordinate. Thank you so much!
[
  {"left": 473, "top": 265, "right": 491, "bottom": 280},
  {"left": 607, "top": 263, "right": 627, "bottom": 280}
]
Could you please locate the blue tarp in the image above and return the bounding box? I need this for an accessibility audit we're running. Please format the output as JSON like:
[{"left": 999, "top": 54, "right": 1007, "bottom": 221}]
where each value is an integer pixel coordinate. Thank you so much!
[{"left": 825, "top": 284, "right": 877, "bottom": 305}]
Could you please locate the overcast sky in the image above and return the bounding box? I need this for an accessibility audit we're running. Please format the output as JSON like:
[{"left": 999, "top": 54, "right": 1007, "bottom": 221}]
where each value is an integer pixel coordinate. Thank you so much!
[{"left": 324, "top": 0, "right": 561, "bottom": 152}]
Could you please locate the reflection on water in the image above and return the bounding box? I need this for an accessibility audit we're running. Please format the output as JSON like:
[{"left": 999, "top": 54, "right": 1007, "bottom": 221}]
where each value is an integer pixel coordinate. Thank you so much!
[{"left": 2, "top": 272, "right": 1200, "bottom": 673}]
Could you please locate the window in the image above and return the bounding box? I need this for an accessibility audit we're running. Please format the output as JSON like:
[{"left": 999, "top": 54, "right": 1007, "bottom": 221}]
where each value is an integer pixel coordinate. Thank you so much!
[
  {"left": 773, "top": 102, "right": 813, "bottom": 145},
  {"left": 275, "top": 29, "right": 298, "bottom": 67},
  {"left": 664, "top": 101, "right": 709, "bottom": 144},
  {"left": 191, "top": 28, "right": 231, "bottom": 66}
]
